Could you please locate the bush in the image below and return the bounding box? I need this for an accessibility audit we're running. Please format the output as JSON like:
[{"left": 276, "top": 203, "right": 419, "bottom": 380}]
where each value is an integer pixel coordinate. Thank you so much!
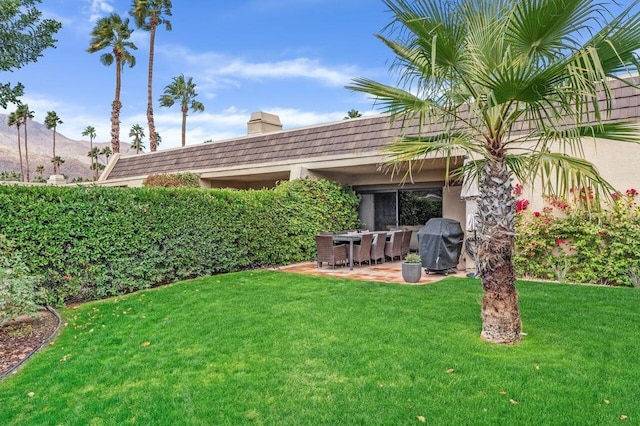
[
  {"left": 0, "top": 236, "right": 42, "bottom": 326},
  {"left": 143, "top": 172, "right": 201, "bottom": 188},
  {"left": 0, "top": 179, "right": 360, "bottom": 303},
  {"left": 514, "top": 189, "right": 640, "bottom": 286}
]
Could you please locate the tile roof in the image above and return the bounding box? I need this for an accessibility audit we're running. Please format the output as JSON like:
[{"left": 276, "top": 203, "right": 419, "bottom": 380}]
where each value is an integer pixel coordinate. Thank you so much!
[{"left": 104, "top": 79, "right": 640, "bottom": 181}]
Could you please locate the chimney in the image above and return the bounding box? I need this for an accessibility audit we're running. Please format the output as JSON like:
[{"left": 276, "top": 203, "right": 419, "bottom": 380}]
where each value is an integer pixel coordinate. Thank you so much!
[{"left": 247, "top": 111, "right": 282, "bottom": 135}]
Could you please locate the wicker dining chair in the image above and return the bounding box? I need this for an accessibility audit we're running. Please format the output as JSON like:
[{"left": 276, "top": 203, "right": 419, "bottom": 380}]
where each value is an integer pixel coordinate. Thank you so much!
[
  {"left": 385, "top": 231, "right": 403, "bottom": 261},
  {"left": 351, "top": 233, "right": 373, "bottom": 266},
  {"left": 315, "top": 234, "right": 348, "bottom": 268},
  {"left": 370, "top": 232, "right": 387, "bottom": 264},
  {"left": 401, "top": 230, "right": 412, "bottom": 257}
]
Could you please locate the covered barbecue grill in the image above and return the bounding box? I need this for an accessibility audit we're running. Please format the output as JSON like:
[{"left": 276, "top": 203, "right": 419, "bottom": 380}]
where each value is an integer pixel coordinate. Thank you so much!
[{"left": 417, "top": 218, "right": 464, "bottom": 274}]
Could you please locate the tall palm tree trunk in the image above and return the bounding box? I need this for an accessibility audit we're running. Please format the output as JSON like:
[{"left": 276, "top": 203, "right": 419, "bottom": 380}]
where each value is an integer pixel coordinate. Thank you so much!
[
  {"left": 147, "top": 18, "right": 158, "bottom": 152},
  {"left": 476, "top": 159, "right": 521, "bottom": 344},
  {"left": 52, "top": 130, "right": 57, "bottom": 174},
  {"left": 181, "top": 106, "right": 187, "bottom": 147},
  {"left": 111, "top": 58, "right": 122, "bottom": 153},
  {"left": 16, "top": 126, "right": 24, "bottom": 182},
  {"left": 23, "top": 120, "right": 30, "bottom": 182}
]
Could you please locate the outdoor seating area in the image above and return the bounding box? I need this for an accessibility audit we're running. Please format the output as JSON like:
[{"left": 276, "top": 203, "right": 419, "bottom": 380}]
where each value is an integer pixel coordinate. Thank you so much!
[{"left": 315, "top": 229, "right": 414, "bottom": 270}]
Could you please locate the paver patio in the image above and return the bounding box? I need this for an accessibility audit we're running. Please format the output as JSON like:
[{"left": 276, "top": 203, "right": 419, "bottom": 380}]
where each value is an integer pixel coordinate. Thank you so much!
[{"left": 277, "top": 260, "right": 469, "bottom": 284}]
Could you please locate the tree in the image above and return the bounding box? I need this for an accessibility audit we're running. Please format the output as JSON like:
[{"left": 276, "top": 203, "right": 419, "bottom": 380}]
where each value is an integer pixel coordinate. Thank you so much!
[
  {"left": 87, "top": 14, "right": 137, "bottom": 154},
  {"left": 44, "top": 111, "right": 63, "bottom": 174},
  {"left": 7, "top": 111, "right": 24, "bottom": 181},
  {"left": 51, "top": 156, "right": 64, "bottom": 174},
  {"left": 35, "top": 164, "right": 44, "bottom": 176},
  {"left": 100, "top": 146, "right": 113, "bottom": 165},
  {"left": 129, "top": 0, "right": 172, "bottom": 152},
  {"left": 16, "top": 104, "right": 34, "bottom": 182},
  {"left": 159, "top": 74, "right": 204, "bottom": 147},
  {"left": 82, "top": 126, "right": 97, "bottom": 179},
  {"left": 129, "top": 123, "right": 146, "bottom": 154},
  {"left": 0, "top": 0, "right": 61, "bottom": 108},
  {"left": 344, "top": 109, "right": 362, "bottom": 119},
  {"left": 347, "top": 0, "right": 640, "bottom": 344}
]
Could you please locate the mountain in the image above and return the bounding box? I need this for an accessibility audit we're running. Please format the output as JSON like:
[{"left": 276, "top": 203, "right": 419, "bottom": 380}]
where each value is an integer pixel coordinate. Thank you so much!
[{"left": 0, "top": 114, "right": 130, "bottom": 181}]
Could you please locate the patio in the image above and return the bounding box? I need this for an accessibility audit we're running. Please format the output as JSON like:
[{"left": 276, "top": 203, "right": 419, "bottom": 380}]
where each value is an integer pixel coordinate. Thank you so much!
[{"left": 277, "top": 260, "right": 469, "bottom": 284}]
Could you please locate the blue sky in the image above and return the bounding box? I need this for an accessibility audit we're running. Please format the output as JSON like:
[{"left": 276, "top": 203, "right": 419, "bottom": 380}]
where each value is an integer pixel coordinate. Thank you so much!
[{"left": 2, "top": 0, "right": 395, "bottom": 150}]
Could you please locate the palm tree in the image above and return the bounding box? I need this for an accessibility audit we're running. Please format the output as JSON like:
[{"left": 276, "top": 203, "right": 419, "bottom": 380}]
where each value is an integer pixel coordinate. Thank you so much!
[
  {"left": 16, "top": 104, "right": 34, "bottom": 182},
  {"left": 51, "top": 156, "right": 64, "bottom": 174},
  {"left": 129, "top": 0, "right": 172, "bottom": 152},
  {"left": 35, "top": 164, "right": 45, "bottom": 177},
  {"left": 347, "top": 0, "right": 640, "bottom": 344},
  {"left": 87, "top": 13, "right": 137, "bottom": 154},
  {"left": 129, "top": 123, "right": 146, "bottom": 154},
  {"left": 159, "top": 74, "right": 204, "bottom": 147},
  {"left": 7, "top": 111, "right": 24, "bottom": 181},
  {"left": 100, "top": 146, "right": 113, "bottom": 165},
  {"left": 87, "top": 147, "right": 100, "bottom": 179},
  {"left": 82, "top": 125, "right": 97, "bottom": 179},
  {"left": 44, "top": 111, "right": 63, "bottom": 174},
  {"left": 344, "top": 109, "right": 362, "bottom": 119}
]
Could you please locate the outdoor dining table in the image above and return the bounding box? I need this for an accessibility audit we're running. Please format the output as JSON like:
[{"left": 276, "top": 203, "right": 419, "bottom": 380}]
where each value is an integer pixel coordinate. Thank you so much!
[{"left": 332, "top": 231, "right": 392, "bottom": 270}]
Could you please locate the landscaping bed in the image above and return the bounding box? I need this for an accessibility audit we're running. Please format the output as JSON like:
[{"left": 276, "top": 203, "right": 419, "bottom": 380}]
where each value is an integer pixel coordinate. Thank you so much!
[{"left": 1, "top": 310, "right": 58, "bottom": 377}]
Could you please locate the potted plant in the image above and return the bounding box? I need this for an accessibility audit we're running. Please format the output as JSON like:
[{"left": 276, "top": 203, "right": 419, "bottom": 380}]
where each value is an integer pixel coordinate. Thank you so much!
[{"left": 402, "top": 253, "right": 422, "bottom": 283}]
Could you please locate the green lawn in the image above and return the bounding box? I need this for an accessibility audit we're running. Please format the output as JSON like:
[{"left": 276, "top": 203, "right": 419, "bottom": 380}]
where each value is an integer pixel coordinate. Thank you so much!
[{"left": 1, "top": 271, "right": 638, "bottom": 425}]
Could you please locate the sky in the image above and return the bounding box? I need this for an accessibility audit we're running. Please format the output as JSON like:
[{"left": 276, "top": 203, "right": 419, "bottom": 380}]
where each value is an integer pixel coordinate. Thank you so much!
[{"left": 1, "top": 0, "right": 396, "bottom": 150}]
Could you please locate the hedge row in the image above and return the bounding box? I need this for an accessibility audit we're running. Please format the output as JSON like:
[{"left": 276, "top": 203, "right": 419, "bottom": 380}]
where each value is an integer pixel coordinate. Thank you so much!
[{"left": 0, "top": 179, "right": 360, "bottom": 303}]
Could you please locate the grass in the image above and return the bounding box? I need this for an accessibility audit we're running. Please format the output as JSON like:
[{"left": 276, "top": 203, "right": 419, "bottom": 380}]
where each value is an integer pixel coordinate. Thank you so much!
[{"left": 1, "top": 270, "right": 639, "bottom": 425}]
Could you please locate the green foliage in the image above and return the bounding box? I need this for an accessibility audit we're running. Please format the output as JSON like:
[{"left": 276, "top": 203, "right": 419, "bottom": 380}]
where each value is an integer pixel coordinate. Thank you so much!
[
  {"left": 514, "top": 191, "right": 640, "bottom": 286},
  {"left": 0, "top": 0, "right": 62, "bottom": 107},
  {"left": 399, "top": 191, "right": 441, "bottom": 225},
  {"left": 0, "top": 179, "right": 359, "bottom": 303},
  {"left": 404, "top": 253, "right": 421, "bottom": 263},
  {"left": 0, "top": 235, "right": 42, "bottom": 326},
  {"left": 143, "top": 172, "right": 200, "bottom": 188},
  {"left": 0, "top": 171, "right": 21, "bottom": 182}
]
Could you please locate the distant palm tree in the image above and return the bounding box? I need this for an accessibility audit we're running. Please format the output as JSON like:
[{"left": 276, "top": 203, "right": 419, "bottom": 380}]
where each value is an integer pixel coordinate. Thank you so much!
[
  {"left": 87, "top": 13, "right": 137, "bottom": 154},
  {"left": 87, "top": 147, "right": 100, "bottom": 179},
  {"left": 44, "top": 111, "right": 63, "bottom": 174},
  {"left": 129, "top": 123, "right": 146, "bottom": 154},
  {"left": 130, "top": 0, "right": 172, "bottom": 152},
  {"left": 82, "top": 125, "right": 97, "bottom": 179},
  {"left": 344, "top": 109, "right": 362, "bottom": 119},
  {"left": 154, "top": 131, "right": 161, "bottom": 147},
  {"left": 51, "top": 156, "right": 64, "bottom": 174},
  {"left": 100, "top": 146, "right": 113, "bottom": 165},
  {"left": 7, "top": 111, "right": 24, "bottom": 181},
  {"left": 16, "top": 104, "right": 34, "bottom": 182},
  {"left": 35, "top": 164, "right": 45, "bottom": 177},
  {"left": 159, "top": 74, "right": 204, "bottom": 147}
]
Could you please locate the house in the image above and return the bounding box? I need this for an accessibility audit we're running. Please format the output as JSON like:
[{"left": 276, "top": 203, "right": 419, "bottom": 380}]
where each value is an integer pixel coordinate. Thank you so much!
[{"left": 98, "top": 79, "right": 640, "bottom": 257}]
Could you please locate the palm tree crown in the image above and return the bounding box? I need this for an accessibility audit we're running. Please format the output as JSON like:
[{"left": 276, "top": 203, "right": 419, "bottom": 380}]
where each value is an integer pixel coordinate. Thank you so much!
[
  {"left": 159, "top": 74, "right": 204, "bottom": 147},
  {"left": 129, "top": 123, "right": 146, "bottom": 154},
  {"left": 348, "top": 0, "right": 640, "bottom": 344},
  {"left": 87, "top": 13, "right": 137, "bottom": 154},
  {"left": 130, "top": 0, "right": 172, "bottom": 152}
]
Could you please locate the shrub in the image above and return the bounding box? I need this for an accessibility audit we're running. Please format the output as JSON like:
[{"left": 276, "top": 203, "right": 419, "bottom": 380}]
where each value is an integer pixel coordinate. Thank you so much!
[
  {"left": 0, "top": 236, "right": 42, "bottom": 326},
  {"left": 0, "top": 179, "right": 360, "bottom": 303},
  {"left": 514, "top": 189, "right": 640, "bottom": 286},
  {"left": 143, "top": 172, "right": 201, "bottom": 188}
]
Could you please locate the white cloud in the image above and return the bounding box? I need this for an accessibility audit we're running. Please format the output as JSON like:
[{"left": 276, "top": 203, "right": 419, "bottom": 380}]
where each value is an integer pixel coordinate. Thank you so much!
[
  {"left": 87, "top": 0, "right": 114, "bottom": 23},
  {"left": 157, "top": 45, "right": 360, "bottom": 88}
]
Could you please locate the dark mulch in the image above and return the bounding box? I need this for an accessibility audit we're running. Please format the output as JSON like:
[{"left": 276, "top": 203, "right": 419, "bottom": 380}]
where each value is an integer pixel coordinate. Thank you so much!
[{"left": 1, "top": 310, "right": 59, "bottom": 377}]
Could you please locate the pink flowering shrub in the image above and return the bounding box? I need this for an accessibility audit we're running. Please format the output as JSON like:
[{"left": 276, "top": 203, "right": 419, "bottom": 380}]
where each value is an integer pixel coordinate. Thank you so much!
[{"left": 514, "top": 188, "right": 640, "bottom": 286}]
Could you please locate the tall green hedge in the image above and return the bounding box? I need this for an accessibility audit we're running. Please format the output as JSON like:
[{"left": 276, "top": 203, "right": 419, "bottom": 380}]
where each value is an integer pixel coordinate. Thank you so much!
[{"left": 0, "top": 179, "right": 360, "bottom": 303}]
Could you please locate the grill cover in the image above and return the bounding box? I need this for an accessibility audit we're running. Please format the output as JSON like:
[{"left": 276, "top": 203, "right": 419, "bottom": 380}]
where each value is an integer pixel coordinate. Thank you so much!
[{"left": 417, "top": 218, "right": 464, "bottom": 272}]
